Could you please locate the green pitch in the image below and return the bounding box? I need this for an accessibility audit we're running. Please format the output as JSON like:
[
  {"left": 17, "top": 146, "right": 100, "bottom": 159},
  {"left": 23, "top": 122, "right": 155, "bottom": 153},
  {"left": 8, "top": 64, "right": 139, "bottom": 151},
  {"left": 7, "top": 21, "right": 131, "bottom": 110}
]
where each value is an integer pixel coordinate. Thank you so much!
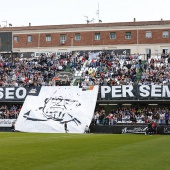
[{"left": 0, "top": 132, "right": 169, "bottom": 170}]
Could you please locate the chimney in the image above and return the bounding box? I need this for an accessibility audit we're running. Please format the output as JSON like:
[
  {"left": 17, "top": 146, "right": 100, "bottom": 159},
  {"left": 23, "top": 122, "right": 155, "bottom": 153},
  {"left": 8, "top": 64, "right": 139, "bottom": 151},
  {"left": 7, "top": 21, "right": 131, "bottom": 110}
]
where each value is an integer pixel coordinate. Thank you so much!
[
  {"left": 29, "top": 23, "right": 31, "bottom": 26},
  {"left": 134, "top": 18, "right": 136, "bottom": 22}
]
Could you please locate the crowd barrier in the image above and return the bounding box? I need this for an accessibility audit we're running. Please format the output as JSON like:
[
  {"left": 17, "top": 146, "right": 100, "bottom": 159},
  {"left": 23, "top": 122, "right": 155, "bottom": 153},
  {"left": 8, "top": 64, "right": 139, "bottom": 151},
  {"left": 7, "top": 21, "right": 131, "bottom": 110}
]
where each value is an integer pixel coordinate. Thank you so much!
[
  {"left": 90, "top": 125, "right": 170, "bottom": 134},
  {"left": 1, "top": 124, "right": 170, "bottom": 134}
]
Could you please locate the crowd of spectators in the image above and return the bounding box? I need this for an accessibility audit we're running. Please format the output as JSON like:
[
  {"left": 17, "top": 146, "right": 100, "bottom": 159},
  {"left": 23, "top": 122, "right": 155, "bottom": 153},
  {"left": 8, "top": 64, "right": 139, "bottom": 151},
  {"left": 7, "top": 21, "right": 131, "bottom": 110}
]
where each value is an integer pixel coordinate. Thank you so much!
[
  {"left": 1, "top": 50, "right": 170, "bottom": 88},
  {"left": 138, "top": 53, "right": 170, "bottom": 85},
  {"left": 70, "top": 51, "right": 170, "bottom": 87},
  {"left": 0, "top": 53, "right": 69, "bottom": 87},
  {"left": 92, "top": 107, "right": 170, "bottom": 126},
  {"left": 71, "top": 51, "right": 142, "bottom": 87},
  {"left": 0, "top": 104, "right": 22, "bottom": 119}
]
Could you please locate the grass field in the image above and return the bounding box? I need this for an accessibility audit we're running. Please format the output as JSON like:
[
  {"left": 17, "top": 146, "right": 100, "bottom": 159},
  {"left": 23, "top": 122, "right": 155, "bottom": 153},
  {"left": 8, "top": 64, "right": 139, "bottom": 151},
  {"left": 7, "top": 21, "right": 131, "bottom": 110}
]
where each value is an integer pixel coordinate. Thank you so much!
[{"left": 0, "top": 133, "right": 169, "bottom": 170}]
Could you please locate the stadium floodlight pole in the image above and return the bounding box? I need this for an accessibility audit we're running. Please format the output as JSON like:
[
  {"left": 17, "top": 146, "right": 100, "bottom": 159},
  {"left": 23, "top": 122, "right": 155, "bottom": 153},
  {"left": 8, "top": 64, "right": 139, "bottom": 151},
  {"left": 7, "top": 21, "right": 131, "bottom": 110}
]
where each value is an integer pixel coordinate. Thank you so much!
[{"left": 2, "top": 21, "right": 7, "bottom": 27}]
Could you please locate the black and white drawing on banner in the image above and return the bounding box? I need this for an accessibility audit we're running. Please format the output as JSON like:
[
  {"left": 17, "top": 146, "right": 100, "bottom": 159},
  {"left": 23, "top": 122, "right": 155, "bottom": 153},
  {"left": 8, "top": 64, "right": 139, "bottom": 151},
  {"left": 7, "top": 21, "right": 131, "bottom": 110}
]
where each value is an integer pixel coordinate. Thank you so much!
[{"left": 23, "top": 90, "right": 82, "bottom": 125}]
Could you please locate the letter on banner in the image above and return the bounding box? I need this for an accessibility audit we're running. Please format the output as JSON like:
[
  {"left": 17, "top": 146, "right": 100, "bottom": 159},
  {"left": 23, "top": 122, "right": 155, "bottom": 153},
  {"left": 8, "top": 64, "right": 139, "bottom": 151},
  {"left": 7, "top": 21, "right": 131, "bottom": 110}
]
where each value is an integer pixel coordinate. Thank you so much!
[
  {"left": 162, "top": 86, "right": 170, "bottom": 97},
  {"left": 122, "top": 85, "right": 134, "bottom": 97},
  {"left": 101, "top": 86, "right": 111, "bottom": 98},
  {"left": 139, "top": 85, "right": 150, "bottom": 97},
  {"left": 0, "top": 88, "right": 3, "bottom": 99},
  {"left": 151, "top": 85, "right": 161, "bottom": 97},
  {"left": 112, "top": 86, "right": 122, "bottom": 97},
  {"left": 16, "top": 87, "right": 27, "bottom": 99},
  {"left": 6, "top": 88, "right": 15, "bottom": 99}
]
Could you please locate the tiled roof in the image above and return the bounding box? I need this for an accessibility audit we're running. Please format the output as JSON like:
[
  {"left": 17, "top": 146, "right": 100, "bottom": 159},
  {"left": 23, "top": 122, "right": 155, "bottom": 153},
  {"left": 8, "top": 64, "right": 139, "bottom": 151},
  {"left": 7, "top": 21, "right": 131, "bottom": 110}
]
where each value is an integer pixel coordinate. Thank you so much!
[{"left": 0, "top": 20, "right": 170, "bottom": 31}]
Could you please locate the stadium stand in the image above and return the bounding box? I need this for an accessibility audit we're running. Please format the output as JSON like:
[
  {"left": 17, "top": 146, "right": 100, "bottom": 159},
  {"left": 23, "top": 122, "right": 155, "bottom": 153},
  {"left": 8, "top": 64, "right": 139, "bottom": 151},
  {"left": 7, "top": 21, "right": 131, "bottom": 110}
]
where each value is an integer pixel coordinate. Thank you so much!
[{"left": 0, "top": 51, "right": 169, "bottom": 134}]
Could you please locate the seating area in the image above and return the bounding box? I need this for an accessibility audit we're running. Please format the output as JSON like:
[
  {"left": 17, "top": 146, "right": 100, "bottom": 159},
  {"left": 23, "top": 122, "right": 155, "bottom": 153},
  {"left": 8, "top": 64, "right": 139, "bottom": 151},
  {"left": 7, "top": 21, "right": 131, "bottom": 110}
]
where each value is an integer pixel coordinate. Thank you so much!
[
  {"left": 1, "top": 50, "right": 169, "bottom": 88},
  {"left": 71, "top": 51, "right": 142, "bottom": 86},
  {"left": 0, "top": 51, "right": 170, "bottom": 125},
  {"left": 0, "top": 53, "right": 69, "bottom": 87}
]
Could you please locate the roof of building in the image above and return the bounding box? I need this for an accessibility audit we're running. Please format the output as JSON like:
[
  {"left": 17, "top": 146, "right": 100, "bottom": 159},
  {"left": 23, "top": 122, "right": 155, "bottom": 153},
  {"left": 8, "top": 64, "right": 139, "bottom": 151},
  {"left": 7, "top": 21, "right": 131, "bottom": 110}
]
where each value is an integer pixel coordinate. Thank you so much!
[{"left": 0, "top": 20, "right": 170, "bottom": 31}]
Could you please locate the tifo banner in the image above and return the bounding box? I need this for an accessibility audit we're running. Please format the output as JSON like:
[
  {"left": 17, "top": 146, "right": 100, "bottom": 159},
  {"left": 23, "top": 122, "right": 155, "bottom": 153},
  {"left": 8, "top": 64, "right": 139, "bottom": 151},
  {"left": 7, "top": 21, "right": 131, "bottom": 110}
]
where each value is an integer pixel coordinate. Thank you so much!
[
  {"left": 15, "top": 86, "right": 99, "bottom": 133},
  {"left": 1, "top": 85, "right": 170, "bottom": 102},
  {"left": 0, "top": 87, "right": 41, "bottom": 101},
  {"left": 101, "top": 85, "right": 170, "bottom": 100},
  {"left": 89, "top": 51, "right": 102, "bottom": 60}
]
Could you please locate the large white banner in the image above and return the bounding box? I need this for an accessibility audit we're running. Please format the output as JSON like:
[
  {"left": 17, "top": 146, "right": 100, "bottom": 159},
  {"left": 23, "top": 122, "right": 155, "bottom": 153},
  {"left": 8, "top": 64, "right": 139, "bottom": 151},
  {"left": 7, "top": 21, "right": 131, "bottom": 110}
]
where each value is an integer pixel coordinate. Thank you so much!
[{"left": 15, "top": 86, "right": 98, "bottom": 133}]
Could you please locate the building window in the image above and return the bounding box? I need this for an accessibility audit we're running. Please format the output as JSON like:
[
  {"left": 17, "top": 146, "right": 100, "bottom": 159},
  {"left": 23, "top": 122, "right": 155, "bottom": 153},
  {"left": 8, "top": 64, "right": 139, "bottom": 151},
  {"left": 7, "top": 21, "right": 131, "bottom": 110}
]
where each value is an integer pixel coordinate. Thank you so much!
[
  {"left": 95, "top": 33, "right": 100, "bottom": 40},
  {"left": 13, "top": 36, "right": 18, "bottom": 43},
  {"left": 146, "top": 31, "right": 152, "bottom": 38},
  {"left": 75, "top": 33, "right": 81, "bottom": 41},
  {"left": 110, "top": 32, "right": 116, "bottom": 39},
  {"left": 46, "top": 35, "right": 51, "bottom": 41},
  {"left": 125, "top": 32, "right": 131, "bottom": 39},
  {"left": 163, "top": 31, "right": 169, "bottom": 38},
  {"left": 60, "top": 34, "right": 66, "bottom": 44},
  {"left": 27, "top": 35, "right": 32, "bottom": 42}
]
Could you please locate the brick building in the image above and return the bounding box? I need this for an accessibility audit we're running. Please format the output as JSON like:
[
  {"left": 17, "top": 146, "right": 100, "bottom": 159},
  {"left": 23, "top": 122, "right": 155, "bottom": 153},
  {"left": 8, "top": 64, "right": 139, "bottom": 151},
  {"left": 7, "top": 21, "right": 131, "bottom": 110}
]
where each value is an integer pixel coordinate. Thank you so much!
[{"left": 1, "top": 19, "right": 170, "bottom": 57}]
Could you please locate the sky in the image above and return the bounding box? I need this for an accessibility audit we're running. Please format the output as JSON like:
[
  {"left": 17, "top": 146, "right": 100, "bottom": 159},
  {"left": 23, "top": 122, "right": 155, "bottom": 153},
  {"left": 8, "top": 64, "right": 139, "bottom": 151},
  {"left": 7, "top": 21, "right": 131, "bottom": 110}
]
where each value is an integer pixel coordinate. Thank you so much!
[{"left": 0, "top": 0, "right": 170, "bottom": 27}]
